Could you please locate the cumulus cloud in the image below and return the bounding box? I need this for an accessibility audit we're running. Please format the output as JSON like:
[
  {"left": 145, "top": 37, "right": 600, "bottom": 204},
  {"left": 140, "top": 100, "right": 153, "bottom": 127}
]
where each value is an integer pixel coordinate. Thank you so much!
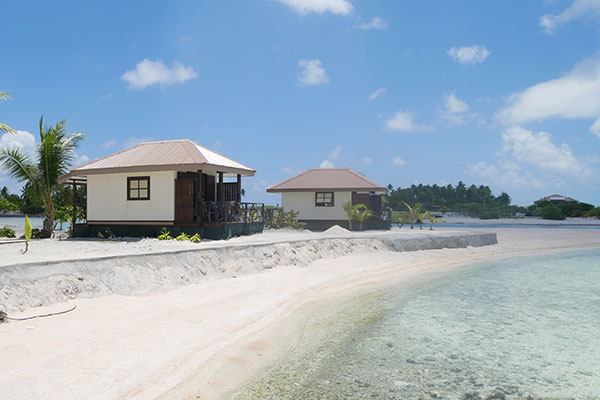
[
  {"left": 354, "top": 17, "right": 387, "bottom": 30},
  {"left": 466, "top": 162, "right": 547, "bottom": 189},
  {"left": 297, "top": 59, "right": 330, "bottom": 86},
  {"left": 444, "top": 94, "right": 469, "bottom": 113},
  {"left": 102, "top": 140, "right": 116, "bottom": 149},
  {"left": 361, "top": 157, "right": 372, "bottom": 165},
  {"left": 385, "top": 111, "right": 430, "bottom": 133},
  {"left": 319, "top": 145, "right": 341, "bottom": 168},
  {"left": 273, "top": 0, "right": 353, "bottom": 15},
  {"left": 497, "top": 58, "right": 600, "bottom": 137},
  {"left": 121, "top": 59, "right": 197, "bottom": 89},
  {"left": 392, "top": 156, "right": 406, "bottom": 166},
  {"left": 282, "top": 165, "right": 302, "bottom": 175},
  {"left": 369, "top": 88, "right": 387, "bottom": 101},
  {"left": 501, "top": 126, "right": 585, "bottom": 175},
  {"left": 447, "top": 45, "right": 491, "bottom": 65},
  {"left": 540, "top": 0, "right": 600, "bottom": 33},
  {"left": 0, "top": 130, "right": 36, "bottom": 159},
  {"left": 319, "top": 159, "right": 335, "bottom": 168}
]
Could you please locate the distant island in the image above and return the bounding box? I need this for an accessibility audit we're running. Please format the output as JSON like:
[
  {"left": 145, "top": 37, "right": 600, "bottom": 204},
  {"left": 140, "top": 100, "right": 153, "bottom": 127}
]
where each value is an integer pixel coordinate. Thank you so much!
[{"left": 385, "top": 181, "right": 599, "bottom": 221}]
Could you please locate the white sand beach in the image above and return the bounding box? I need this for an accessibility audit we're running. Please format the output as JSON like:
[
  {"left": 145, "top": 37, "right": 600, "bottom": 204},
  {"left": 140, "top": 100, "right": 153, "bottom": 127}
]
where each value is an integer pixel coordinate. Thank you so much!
[{"left": 0, "top": 227, "right": 599, "bottom": 400}]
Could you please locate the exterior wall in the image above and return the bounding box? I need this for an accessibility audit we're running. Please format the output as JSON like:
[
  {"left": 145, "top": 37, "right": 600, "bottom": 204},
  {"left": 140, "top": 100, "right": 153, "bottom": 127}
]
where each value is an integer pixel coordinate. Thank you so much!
[
  {"left": 281, "top": 191, "right": 352, "bottom": 220},
  {"left": 87, "top": 171, "right": 177, "bottom": 222}
]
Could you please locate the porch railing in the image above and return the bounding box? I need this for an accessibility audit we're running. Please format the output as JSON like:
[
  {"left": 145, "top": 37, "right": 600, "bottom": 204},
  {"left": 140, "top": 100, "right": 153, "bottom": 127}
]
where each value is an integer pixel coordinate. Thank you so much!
[{"left": 200, "top": 201, "right": 264, "bottom": 224}]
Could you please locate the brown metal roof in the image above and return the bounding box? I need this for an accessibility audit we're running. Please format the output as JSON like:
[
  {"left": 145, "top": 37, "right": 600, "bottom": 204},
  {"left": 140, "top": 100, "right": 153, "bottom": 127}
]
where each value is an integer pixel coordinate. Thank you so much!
[
  {"left": 266, "top": 168, "right": 387, "bottom": 193},
  {"left": 60, "top": 139, "right": 255, "bottom": 181}
]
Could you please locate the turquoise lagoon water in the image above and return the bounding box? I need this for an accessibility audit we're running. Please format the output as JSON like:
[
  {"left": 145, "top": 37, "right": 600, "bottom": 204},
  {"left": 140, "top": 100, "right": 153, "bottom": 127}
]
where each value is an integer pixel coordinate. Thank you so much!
[
  {"left": 230, "top": 250, "right": 600, "bottom": 399},
  {"left": 0, "top": 216, "right": 46, "bottom": 229}
]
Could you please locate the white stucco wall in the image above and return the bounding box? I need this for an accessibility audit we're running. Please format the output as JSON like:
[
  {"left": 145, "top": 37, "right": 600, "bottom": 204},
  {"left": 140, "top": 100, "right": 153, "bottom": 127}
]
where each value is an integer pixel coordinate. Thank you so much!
[
  {"left": 281, "top": 191, "right": 351, "bottom": 220},
  {"left": 87, "top": 171, "right": 177, "bottom": 222}
]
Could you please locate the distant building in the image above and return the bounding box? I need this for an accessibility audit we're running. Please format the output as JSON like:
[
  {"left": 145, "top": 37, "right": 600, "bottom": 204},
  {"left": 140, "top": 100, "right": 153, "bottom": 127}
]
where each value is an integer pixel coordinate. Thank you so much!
[
  {"left": 267, "top": 168, "right": 390, "bottom": 231},
  {"left": 539, "top": 194, "right": 577, "bottom": 203}
]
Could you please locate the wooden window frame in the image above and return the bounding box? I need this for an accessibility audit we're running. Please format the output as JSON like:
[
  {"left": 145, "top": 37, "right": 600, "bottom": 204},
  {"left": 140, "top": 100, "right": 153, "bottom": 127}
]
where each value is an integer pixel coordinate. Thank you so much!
[
  {"left": 315, "top": 191, "right": 334, "bottom": 207},
  {"left": 127, "top": 176, "right": 150, "bottom": 201}
]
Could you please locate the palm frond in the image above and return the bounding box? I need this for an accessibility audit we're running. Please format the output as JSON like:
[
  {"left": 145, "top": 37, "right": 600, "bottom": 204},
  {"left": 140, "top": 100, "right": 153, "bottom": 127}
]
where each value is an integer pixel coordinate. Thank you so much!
[
  {"left": 0, "top": 123, "right": 15, "bottom": 134},
  {"left": 0, "top": 147, "right": 36, "bottom": 182},
  {"left": 0, "top": 92, "right": 11, "bottom": 101}
]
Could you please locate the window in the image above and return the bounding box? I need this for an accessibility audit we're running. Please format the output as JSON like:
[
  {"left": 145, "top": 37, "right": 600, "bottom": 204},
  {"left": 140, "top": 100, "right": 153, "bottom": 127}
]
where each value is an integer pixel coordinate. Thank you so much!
[
  {"left": 127, "top": 177, "right": 150, "bottom": 200},
  {"left": 315, "top": 192, "right": 334, "bottom": 207}
]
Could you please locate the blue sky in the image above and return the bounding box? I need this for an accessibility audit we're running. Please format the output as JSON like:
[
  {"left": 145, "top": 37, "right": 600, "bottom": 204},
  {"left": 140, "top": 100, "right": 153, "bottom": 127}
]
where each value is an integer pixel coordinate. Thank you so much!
[{"left": 1, "top": 0, "right": 599, "bottom": 206}]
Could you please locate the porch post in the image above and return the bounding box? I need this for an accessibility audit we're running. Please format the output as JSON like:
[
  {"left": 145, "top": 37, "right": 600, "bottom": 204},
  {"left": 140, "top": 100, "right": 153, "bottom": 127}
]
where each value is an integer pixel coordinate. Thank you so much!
[
  {"left": 236, "top": 174, "right": 242, "bottom": 202},
  {"left": 218, "top": 172, "right": 224, "bottom": 202},
  {"left": 197, "top": 169, "right": 202, "bottom": 223},
  {"left": 72, "top": 182, "right": 77, "bottom": 228}
]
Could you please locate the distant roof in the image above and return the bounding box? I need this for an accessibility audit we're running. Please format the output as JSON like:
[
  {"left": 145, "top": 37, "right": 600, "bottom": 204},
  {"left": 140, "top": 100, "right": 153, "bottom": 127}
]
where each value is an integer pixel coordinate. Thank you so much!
[
  {"left": 267, "top": 168, "right": 387, "bottom": 193},
  {"left": 540, "top": 194, "right": 577, "bottom": 202},
  {"left": 59, "top": 139, "right": 254, "bottom": 183}
]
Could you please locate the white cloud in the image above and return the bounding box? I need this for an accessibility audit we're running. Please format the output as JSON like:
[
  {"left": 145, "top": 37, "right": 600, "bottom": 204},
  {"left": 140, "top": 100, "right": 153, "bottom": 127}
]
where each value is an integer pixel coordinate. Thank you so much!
[
  {"left": 590, "top": 119, "right": 600, "bottom": 138},
  {"left": 328, "top": 145, "right": 342, "bottom": 160},
  {"left": 444, "top": 93, "right": 469, "bottom": 113},
  {"left": 501, "top": 126, "right": 586, "bottom": 175},
  {"left": 273, "top": 0, "right": 353, "bottom": 15},
  {"left": 497, "top": 58, "right": 600, "bottom": 137},
  {"left": 319, "top": 159, "right": 335, "bottom": 168},
  {"left": 540, "top": 0, "right": 600, "bottom": 33},
  {"left": 121, "top": 59, "right": 198, "bottom": 89},
  {"left": 466, "top": 162, "right": 547, "bottom": 189},
  {"left": 122, "top": 136, "right": 155, "bottom": 149},
  {"left": 392, "top": 156, "right": 406, "bottom": 166},
  {"left": 102, "top": 140, "right": 116, "bottom": 149},
  {"left": 361, "top": 157, "right": 372, "bottom": 165},
  {"left": 0, "top": 130, "right": 36, "bottom": 159},
  {"left": 385, "top": 110, "right": 431, "bottom": 133},
  {"left": 447, "top": 45, "right": 491, "bottom": 65},
  {"left": 297, "top": 59, "right": 330, "bottom": 86},
  {"left": 73, "top": 153, "right": 90, "bottom": 166},
  {"left": 282, "top": 165, "right": 302, "bottom": 175},
  {"left": 354, "top": 17, "right": 387, "bottom": 30},
  {"left": 369, "top": 88, "right": 387, "bottom": 101}
]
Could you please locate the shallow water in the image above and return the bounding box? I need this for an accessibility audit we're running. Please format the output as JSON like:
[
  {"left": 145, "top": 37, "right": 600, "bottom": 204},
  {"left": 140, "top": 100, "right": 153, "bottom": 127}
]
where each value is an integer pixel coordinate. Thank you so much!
[
  {"left": 0, "top": 216, "right": 45, "bottom": 229},
  {"left": 230, "top": 250, "right": 600, "bottom": 399}
]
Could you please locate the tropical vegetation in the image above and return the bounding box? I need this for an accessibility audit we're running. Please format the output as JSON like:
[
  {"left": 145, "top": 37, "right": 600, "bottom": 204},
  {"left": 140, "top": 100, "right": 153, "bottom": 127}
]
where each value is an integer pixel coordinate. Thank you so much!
[
  {"left": 0, "top": 117, "right": 85, "bottom": 237},
  {"left": 0, "top": 91, "right": 15, "bottom": 135}
]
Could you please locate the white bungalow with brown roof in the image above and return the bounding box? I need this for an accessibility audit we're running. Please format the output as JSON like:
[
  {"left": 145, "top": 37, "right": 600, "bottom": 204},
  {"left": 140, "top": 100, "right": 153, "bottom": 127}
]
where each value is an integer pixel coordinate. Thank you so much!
[
  {"left": 59, "top": 139, "right": 264, "bottom": 239},
  {"left": 266, "top": 168, "right": 390, "bottom": 231}
]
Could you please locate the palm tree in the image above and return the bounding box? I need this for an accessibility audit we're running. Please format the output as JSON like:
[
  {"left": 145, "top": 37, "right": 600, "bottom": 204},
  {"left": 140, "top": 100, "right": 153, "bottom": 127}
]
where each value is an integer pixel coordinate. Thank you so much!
[
  {"left": 0, "top": 116, "right": 85, "bottom": 238},
  {"left": 342, "top": 200, "right": 361, "bottom": 231},
  {"left": 356, "top": 205, "right": 373, "bottom": 231},
  {"left": 418, "top": 211, "right": 429, "bottom": 230},
  {"left": 1, "top": 91, "right": 15, "bottom": 134},
  {"left": 427, "top": 213, "right": 442, "bottom": 230},
  {"left": 403, "top": 202, "right": 422, "bottom": 229}
]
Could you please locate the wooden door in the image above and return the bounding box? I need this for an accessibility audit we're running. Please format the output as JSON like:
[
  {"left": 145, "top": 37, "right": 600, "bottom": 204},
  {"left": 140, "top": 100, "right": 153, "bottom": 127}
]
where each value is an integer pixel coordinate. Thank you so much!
[{"left": 175, "top": 178, "right": 195, "bottom": 223}]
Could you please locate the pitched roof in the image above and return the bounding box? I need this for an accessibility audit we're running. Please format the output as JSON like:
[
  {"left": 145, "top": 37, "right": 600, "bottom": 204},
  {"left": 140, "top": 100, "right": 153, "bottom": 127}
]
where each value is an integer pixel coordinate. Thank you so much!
[
  {"left": 61, "top": 139, "right": 255, "bottom": 180},
  {"left": 267, "top": 168, "right": 387, "bottom": 193},
  {"left": 540, "top": 194, "right": 577, "bottom": 202}
]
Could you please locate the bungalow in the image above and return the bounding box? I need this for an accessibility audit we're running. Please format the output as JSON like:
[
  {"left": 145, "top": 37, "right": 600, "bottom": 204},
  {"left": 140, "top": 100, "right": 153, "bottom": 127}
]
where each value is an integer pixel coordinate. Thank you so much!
[
  {"left": 266, "top": 168, "right": 391, "bottom": 231},
  {"left": 58, "top": 139, "right": 264, "bottom": 239},
  {"left": 539, "top": 194, "right": 577, "bottom": 203}
]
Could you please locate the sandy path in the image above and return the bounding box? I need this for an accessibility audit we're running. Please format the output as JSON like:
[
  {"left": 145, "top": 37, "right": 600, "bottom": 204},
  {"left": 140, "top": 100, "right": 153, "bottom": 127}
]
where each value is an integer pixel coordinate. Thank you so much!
[{"left": 0, "top": 228, "right": 599, "bottom": 400}]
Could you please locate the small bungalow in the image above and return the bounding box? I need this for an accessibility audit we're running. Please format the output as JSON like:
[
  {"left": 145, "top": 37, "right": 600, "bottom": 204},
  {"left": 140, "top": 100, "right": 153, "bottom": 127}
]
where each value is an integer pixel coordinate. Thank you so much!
[
  {"left": 539, "top": 194, "right": 577, "bottom": 203},
  {"left": 266, "top": 168, "right": 391, "bottom": 231},
  {"left": 58, "top": 139, "right": 264, "bottom": 239}
]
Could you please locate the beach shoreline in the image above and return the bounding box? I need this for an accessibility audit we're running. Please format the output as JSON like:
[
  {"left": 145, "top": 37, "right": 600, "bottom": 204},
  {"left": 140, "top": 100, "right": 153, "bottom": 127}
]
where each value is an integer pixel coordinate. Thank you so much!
[{"left": 0, "top": 228, "right": 599, "bottom": 399}]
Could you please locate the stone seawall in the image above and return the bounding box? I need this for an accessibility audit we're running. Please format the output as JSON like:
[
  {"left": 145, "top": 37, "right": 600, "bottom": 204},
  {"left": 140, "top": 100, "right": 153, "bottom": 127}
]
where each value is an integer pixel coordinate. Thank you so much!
[{"left": 0, "top": 232, "right": 497, "bottom": 313}]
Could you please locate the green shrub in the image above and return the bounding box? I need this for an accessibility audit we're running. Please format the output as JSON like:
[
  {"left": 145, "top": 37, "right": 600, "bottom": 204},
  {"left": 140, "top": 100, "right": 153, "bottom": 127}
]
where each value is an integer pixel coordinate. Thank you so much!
[
  {"left": 188, "top": 233, "right": 202, "bottom": 243},
  {"left": 157, "top": 231, "right": 173, "bottom": 240},
  {"left": 0, "top": 227, "right": 16, "bottom": 238},
  {"left": 586, "top": 207, "right": 600, "bottom": 219},
  {"left": 539, "top": 206, "right": 566, "bottom": 220},
  {"left": 175, "top": 233, "right": 190, "bottom": 241}
]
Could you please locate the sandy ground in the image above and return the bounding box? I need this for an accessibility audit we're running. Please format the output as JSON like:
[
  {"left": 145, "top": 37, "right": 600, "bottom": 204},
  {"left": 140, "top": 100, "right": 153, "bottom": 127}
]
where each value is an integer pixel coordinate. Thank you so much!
[{"left": 0, "top": 228, "right": 599, "bottom": 400}]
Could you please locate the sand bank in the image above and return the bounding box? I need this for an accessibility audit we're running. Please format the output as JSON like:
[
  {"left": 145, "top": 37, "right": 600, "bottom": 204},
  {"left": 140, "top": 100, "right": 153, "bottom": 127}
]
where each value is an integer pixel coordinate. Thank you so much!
[
  {"left": 0, "top": 228, "right": 599, "bottom": 400},
  {"left": 0, "top": 229, "right": 495, "bottom": 313}
]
